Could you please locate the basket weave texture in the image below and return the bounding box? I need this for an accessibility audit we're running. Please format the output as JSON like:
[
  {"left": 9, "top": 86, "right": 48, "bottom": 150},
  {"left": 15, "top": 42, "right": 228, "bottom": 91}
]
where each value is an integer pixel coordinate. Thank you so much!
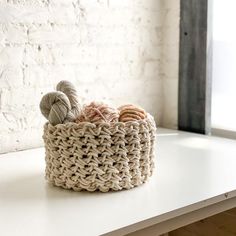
[{"left": 43, "top": 114, "right": 156, "bottom": 192}]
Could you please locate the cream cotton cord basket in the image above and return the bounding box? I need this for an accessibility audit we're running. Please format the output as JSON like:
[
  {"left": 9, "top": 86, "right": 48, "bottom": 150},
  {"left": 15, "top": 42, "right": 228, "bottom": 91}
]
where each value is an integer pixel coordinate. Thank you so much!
[{"left": 43, "top": 114, "right": 156, "bottom": 192}]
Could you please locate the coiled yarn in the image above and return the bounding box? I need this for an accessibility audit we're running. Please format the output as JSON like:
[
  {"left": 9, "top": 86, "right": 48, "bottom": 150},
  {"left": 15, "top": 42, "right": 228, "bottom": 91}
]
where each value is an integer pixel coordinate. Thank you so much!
[
  {"left": 40, "top": 80, "right": 81, "bottom": 125},
  {"left": 118, "top": 104, "right": 147, "bottom": 122},
  {"left": 56, "top": 80, "right": 81, "bottom": 119},
  {"left": 40, "top": 91, "right": 72, "bottom": 125}
]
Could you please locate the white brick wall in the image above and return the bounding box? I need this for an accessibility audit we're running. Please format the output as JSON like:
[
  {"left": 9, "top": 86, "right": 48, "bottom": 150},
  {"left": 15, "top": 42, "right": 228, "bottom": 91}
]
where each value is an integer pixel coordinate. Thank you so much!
[
  {"left": 0, "top": 0, "right": 180, "bottom": 153},
  {"left": 161, "top": 0, "right": 180, "bottom": 129}
]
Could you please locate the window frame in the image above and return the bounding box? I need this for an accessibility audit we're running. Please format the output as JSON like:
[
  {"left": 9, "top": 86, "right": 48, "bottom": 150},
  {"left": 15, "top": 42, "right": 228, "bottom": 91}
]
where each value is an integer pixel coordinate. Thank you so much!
[
  {"left": 178, "top": 0, "right": 236, "bottom": 140},
  {"left": 211, "top": 128, "right": 236, "bottom": 140},
  {"left": 178, "top": 0, "right": 212, "bottom": 135}
]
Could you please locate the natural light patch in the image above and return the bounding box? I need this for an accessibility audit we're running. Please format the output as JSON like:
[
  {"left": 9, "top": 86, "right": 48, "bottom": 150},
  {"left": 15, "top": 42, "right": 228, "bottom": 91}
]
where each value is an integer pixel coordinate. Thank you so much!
[
  {"left": 177, "top": 137, "right": 210, "bottom": 150},
  {"left": 211, "top": 0, "right": 236, "bottom": 131},
  {"left": 156, "top": 133, "right": 179, "bottom": 137}
]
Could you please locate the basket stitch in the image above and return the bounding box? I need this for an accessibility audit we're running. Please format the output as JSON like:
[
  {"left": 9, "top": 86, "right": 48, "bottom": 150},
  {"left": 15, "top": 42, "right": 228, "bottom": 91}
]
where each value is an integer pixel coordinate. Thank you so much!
[{"left": 43, "top": 113, "right": 156, "bottom": 192}]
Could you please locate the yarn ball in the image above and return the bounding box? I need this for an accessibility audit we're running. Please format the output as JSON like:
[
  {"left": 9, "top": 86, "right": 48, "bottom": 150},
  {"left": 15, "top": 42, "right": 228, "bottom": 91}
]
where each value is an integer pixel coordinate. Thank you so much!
[
  {"left": 40, "top": 91, "right": 72, "bottom": 125},
  {"left": 76, "top": 102, "right": 119, "bottom": 123},
  {"left": 56, "top": 80, "right": 81, "bottom": 119},
  {"left": 118, "top": 104, "right": 147, "bottom": 122}
]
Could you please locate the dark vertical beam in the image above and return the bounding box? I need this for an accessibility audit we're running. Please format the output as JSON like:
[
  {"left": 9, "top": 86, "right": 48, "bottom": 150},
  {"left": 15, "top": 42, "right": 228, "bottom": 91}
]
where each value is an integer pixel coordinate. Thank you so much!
[{"left": 178, "top": 0, "right": 212, "bottom": 134}]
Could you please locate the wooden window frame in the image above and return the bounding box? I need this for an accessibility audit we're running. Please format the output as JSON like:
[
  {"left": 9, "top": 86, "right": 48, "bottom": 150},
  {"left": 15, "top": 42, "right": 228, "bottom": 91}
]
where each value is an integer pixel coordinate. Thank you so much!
[{"left": 178, "top": 0, "right": 212, "bottom": 134}]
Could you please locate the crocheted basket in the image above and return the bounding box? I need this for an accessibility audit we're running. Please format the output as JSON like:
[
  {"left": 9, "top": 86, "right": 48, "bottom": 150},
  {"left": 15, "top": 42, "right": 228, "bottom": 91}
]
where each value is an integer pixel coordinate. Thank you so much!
[{"left": 43, "top": 113, "right": 156, "bottom": 192}]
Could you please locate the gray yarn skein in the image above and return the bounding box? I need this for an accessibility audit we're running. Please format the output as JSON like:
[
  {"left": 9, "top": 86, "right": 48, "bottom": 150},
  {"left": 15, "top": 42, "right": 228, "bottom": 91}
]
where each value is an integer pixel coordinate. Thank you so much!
[
  {"left": 56, "top": 80, "right": 81, "bottom": 120},
  {"left": 40, "top": 91, "right": 72, "bottom": 125}
]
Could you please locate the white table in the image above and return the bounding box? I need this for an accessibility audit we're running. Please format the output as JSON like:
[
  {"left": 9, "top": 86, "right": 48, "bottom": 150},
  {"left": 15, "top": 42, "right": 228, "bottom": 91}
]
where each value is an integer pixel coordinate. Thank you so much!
[{"left": 1, "top": 128, "right": 236, "bottom": 236}]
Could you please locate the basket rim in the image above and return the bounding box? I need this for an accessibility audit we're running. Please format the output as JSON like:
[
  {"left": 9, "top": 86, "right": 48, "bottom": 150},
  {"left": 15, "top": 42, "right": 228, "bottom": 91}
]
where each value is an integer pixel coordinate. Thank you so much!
[{"left": 44, "top": 113, "right": 156, "bottom": 129}]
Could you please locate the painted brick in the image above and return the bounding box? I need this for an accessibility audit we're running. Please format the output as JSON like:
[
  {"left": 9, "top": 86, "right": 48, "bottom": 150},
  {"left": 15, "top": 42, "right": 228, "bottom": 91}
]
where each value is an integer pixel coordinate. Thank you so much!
[
  {"left": 0, "top": 46, "right": 23, "bottom": 66},
  {"left": 6, "top": 0, "right": 49, "bottom": 7},
  {"left": 134, "top": 0, "right": 162, "bottom": 11},
  {"left": 80, "top": 25, "right": 126, "bottom": 46},
  {"left": 0, "top": 4, "right": 50, "bottom": 24},
  {"left": 23, "top": 65, "right": 77, "bottom": 87},
  {"left": 0, "top": 0, "right": 180, "bottom": 153},
  {"left": 0, "top": 66, "right": 23, "bottom": 88},
  {"left": 0, "top": 4, "right": 76, "bottom": 24},
  {"left": 0, "top": 23, "right": 28, "bottom": 44},
  {"left": 52, "top": 46, "right": 98, "bottom": 64},
  {"left": 108, "top": 0, "right": 133, "bottom": 9},
  {"left": 144, "top": 60, "right": 161, "bottom": 77},
  {"left": 162, "top": 78, "right": 178, "bottom": 129},
  {"left": 28, "top": 24, "right": 81, "bottom": 44},
  {"left": 1, "top": 87, "right": 43, "bottom": 110},
  {"left": 24, "top": 45, "right": 55, "bottom": 65}
]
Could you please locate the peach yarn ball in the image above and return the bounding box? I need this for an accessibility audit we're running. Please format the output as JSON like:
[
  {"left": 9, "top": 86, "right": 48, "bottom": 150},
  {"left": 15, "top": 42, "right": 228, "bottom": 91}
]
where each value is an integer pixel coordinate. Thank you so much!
[
  {"left": 118, "top": 104, "right": 147, "bottom": 122},
  {"left": 76, "top": 102, "right": 119, "bottom": 123}
]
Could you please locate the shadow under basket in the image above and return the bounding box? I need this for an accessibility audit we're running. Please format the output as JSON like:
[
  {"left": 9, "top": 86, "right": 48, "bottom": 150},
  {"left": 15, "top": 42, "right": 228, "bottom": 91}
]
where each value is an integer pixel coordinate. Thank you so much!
[{"left": 43, "top": 114, "right": 157, "bottom": 192}]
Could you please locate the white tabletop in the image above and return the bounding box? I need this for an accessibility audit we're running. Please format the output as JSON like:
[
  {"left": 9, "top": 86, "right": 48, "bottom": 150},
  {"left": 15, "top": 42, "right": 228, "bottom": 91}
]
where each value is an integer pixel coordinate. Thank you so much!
[{"left": 1, "top": 128, "right": 236, "bottom": 236}]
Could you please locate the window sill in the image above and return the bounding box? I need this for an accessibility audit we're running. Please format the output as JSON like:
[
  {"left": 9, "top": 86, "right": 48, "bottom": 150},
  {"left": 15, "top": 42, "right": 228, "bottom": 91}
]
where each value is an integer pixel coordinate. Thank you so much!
[{"left": 211, "top": 128, "right": 236, "bottom": 140}]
